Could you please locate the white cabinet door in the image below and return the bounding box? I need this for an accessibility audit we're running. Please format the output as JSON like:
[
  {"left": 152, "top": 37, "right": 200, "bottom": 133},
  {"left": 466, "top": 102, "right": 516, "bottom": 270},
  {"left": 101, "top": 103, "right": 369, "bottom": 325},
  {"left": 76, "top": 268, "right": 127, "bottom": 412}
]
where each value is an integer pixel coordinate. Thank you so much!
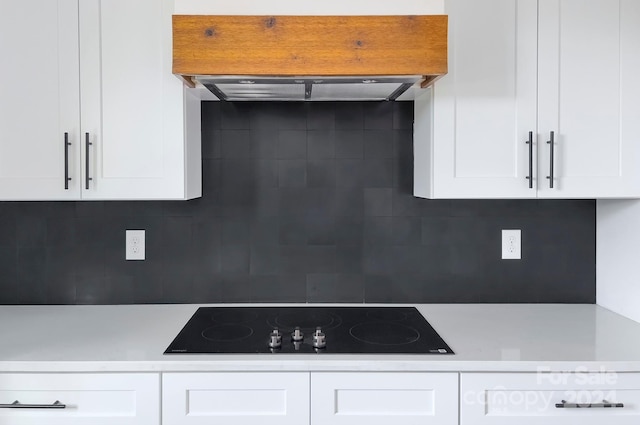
[
  {"left": 537, "top": 0, "right": 640, "bottom": 198},
  {"left": 415, "top": 0, "right": 538, "bottom": 199},
  {"left": 0, "top": 373, "right": 160, "bottom": 425},
  {"left": 311, "top": 372, "right": 458, "bottom": 425},
  {"left": 79, "top": 0, "right": 201, "bottom": 200},
  {"left": 162, "top": 372, "right": 310, "bottom": 425},
  {"left": 0, "top": 0, "right": 81, "bottom": 200},
  {"left": 461, "top": 372, "right": 640, "bottom": 425}
]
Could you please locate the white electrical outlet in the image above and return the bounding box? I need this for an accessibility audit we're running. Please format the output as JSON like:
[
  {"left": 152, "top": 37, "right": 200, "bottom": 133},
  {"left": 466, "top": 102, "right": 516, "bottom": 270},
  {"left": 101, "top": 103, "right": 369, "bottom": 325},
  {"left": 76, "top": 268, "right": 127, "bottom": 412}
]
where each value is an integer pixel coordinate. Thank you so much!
[
  {"left": 126, "top": 230, "right": 145, "bottom": 261},
  {"left": 501, "top": 229, "right": 521, "bottom": 260}
]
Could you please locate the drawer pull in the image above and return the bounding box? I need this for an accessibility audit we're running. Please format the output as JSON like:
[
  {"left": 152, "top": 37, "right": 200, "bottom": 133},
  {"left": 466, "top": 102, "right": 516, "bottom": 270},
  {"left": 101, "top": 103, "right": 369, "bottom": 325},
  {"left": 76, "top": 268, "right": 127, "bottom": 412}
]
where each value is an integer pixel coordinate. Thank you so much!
[
  {"left": 525, "top": 131, "right": 533, "bottom": 189},
  {"left": 555, "top": 399, "right": 624, "bottom": 409},
  {"left": 0, "top": 400, "right": 66, "bottom": 409}
]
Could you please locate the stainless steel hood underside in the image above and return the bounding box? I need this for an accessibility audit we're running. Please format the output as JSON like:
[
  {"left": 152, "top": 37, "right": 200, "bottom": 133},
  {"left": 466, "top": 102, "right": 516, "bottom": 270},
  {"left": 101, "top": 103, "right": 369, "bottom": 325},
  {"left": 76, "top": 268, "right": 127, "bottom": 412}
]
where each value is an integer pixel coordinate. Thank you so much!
[{"left": 195, "top": 75, "right": 423, "bottom": 102}]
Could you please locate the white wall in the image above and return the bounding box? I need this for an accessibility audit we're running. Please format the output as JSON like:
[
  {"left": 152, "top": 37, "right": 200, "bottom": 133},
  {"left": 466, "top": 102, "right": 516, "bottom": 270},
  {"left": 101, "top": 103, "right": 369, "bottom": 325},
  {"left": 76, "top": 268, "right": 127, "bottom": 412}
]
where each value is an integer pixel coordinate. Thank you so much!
[
  {"left": 597, "top": 199, "right": 640, "bottom": 323},
  {"left": 174, "top": 0, "right": 444, "bottom": 15}
]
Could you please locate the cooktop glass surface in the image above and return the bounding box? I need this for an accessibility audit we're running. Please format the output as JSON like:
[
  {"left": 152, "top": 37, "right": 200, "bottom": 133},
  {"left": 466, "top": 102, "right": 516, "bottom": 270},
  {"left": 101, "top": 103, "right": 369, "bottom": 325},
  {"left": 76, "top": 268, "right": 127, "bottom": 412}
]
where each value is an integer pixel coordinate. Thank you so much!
[{"left": 164, "top": 307, "right": 454, "bottom": 354}]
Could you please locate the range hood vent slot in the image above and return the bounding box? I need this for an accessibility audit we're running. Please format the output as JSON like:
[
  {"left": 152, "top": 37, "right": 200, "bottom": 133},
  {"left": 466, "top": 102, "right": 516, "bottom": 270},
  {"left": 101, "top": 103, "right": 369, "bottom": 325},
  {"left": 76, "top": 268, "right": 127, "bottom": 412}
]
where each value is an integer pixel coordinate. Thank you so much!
[{"left": 197, "top": 76, "right": 422, "bottom": 102}]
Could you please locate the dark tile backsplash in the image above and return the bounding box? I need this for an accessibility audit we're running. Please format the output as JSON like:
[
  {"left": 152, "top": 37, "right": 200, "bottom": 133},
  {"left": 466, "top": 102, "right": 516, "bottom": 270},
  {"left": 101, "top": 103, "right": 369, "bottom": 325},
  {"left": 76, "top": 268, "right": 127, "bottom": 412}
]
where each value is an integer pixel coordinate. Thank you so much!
[{"left": 0, "top": 102, "right": 596, "bottom": 305}]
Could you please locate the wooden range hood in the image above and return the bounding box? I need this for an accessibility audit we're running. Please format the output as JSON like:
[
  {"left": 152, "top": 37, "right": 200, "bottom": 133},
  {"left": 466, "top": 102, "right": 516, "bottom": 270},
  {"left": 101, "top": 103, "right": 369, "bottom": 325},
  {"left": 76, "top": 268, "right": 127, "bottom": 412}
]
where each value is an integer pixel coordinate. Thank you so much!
[{"left": 173, "top": 15, "right": 448, "bottom": 101}]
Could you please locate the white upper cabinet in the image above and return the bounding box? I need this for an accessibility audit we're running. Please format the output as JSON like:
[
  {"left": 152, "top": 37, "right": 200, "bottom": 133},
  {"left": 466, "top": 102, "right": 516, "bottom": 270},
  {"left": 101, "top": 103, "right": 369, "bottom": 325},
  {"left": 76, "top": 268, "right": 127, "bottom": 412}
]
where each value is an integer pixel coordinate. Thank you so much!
[
  {"left": 537, "top": 0, "right": 640, "bottom": 198},
  {"left": 0, "top": 0, "right": 201, "bottom": 201},
  {"left": 0, "top": 0, "right": 81, "bottom": 200},
  {"left": 415, "top": 0, "right": 640, "bottom": 199},
  {"left": 79, "top": 0, "right": 201, "bottom": 200}
]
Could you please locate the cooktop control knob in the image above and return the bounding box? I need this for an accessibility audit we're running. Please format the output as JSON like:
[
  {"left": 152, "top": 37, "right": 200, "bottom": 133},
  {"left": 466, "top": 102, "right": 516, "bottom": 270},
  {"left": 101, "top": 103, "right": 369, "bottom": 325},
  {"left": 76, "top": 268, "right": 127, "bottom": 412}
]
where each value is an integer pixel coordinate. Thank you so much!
[
  {"left": 268, "top": 329, "right": 282, "bottom": 349},
  {"left": 312, "top": 327, "right": 326, "bottom": 349},
  {"left": 291, "top": 327, "right": 304, "bottom": 342}
]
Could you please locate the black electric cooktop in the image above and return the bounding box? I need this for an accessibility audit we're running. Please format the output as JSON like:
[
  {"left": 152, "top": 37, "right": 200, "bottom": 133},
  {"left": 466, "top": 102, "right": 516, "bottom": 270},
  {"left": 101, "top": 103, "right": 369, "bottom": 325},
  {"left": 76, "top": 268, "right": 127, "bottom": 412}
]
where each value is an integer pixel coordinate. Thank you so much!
[{"left": 164, "top": 307, "right": 454, "bottom": 354}]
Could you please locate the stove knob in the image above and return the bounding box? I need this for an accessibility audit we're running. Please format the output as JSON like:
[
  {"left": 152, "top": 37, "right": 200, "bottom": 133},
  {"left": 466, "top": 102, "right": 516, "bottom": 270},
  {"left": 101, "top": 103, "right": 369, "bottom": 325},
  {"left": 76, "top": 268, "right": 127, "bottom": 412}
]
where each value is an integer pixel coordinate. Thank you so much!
[
  {"left": 268, "top": 329, "right": 282, "bottom": 349},
  {"left": 293, "top": 340, "right": 302, "bottom": 351},
  {"left": 291, "top": 327, "right": 304, "bottom": 342},
  {"left": 312, "top": 327, "right": 326, "bottom": 349}
]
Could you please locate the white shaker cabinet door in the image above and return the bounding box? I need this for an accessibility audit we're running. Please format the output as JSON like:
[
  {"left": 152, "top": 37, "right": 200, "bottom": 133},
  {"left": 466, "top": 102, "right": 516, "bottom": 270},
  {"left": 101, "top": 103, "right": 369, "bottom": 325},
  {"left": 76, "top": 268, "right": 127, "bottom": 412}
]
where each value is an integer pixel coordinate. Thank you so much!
[
  {"left": 537, "top": 0, "right": 640, "bottom": 198},
  {"left": 311, "top": 372, "right": 458, "bottom": 425},
  {"left": 414, "top": 0, "right": 538, "bottom": 199},
  {"left": 0, "top": 0, "right": 81, "bottom": 200},
  {"left": 162, "top": 372, "right": 310, "bottom": 425},
  {"left": 79, "top": 0, "right": 201, "bottom": 200}
]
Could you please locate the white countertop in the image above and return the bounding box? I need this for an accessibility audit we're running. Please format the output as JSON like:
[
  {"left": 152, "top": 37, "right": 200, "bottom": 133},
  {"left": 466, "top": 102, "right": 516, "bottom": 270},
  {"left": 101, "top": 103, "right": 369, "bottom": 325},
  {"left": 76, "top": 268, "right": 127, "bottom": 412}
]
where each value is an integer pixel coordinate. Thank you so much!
[{"left": 1, "top": 304, "right": 640, "bottom": 372}]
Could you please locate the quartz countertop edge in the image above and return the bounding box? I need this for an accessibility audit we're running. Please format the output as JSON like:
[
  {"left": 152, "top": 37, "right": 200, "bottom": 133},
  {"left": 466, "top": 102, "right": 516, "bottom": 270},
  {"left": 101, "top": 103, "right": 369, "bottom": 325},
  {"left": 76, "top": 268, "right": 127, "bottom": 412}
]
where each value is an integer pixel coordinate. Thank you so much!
[{"left": 1, "top": 303, "right": 640, "bottom": 373}]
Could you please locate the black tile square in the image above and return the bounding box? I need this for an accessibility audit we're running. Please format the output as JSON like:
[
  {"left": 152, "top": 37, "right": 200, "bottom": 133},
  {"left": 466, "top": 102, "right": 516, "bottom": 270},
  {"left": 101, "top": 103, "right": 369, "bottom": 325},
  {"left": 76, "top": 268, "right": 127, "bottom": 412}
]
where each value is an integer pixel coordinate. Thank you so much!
[
  {"left": 393, "top": 217, "right": 422, "bottom": 245},
  {"left": 307, "top": 103, "right": 335, "bottom": 130},
  {"left": 279, "top": 215, "right": 307, "bottom": 245},
  {"left": 217, "top": 274, "right": 253, "bottom": 302},
  {"left": 251, "top": 217, "right": 279, "bottom": 246},
  {"left": 363, "top": 159, "right": 393, "bottom": 188},
  {"left": 307, "top": 273, "right": 363, "bottom": 303},
  {"left": 335, "top": 187, "right": 364, "bottom": 217},
  {"left": 16, "top": 217, "right": 46, "bottom": 247},
  {"left": 335, "top": 245, "right": 362, "bottom": 273},
  {"left": 221, "top": 217, "right": 250, "bottom": 245},
  {"left": 250, "top": 275, "right": 306, "bottom": 303},
  {"left": 250, "top": 245, "right": 281, "bottom": 274},
  {"left": 336, "top": 159, "right": 364, "bottom": 188},
  {"left": 255, "top": 160, "right": 279, "bottom": 188},
  {"left": 363, "top": 245, "right": 393, "bottom": 274},
  {"left": 277, "top": 130, "right": 307, "bottom": 159},
  {"left": 334, "top": 216, "right": 364, "bottom": 245},
  {"left": 221, "top": 103, "right": 252, "bottom": 129},
  {"left": 279, "top": 188, "right": 310, "bottom": 216},
  {"left": 363, "top": 102, "right": 394, "bottom": 129},
  {"left": 306, "top": 215, "right": 335, "bottom": 245},
  {"left": 307, "top": 160, "right": 336, "bottom": 188},
  {"left": 364, "top": 217, "right": 394, "bottom": 245},
  {"left": 307, "top": 130, "right": 335, "bottom": 159},
  {"left": 307, "top": 188, "right": 337, "bottom": 217},
  {"left": 393, "top": 101, "right": 413, "bottom": 130},
  {"left": 221, "top": 130, "right": 252, "bottom": 158},
  {"left": 202, "top": 129, "right": 221, "bottom": 159},
  {"left": 46, "top": 217, "right": 76, "bottom": 247},
  {"left": 364, "top": 188, "right": 393, "bottom": 216},
  {"left": 220, "top": 245, "right": 250, "bottom": 273},
  {"left": 335, "top": 102, "right": 364, "bottom": 129},
  {"left": 364, "top": 130, "right": 394, "bottom": 159},
  {"left": 335, "top": 130, "right": 364, "bottom": 159},
  {"left": 278, "top": 160, "right": 307, "bottom": 187},
  {"left": 250, "top": 130, "right": 278, "bottom": 159}
]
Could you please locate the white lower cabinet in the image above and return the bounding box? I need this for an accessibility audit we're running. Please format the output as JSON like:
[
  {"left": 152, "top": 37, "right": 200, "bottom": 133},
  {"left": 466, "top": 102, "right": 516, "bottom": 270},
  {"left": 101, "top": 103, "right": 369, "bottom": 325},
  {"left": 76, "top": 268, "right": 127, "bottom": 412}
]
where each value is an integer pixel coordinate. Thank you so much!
[
  {"left": 461, "top": 372, "right": 640, "bottom": 425},
  {"left": 0, "top": 373, "right": 159, "bottom": 425},
  {"left": 311, "top": 372, "right": 458, "bottom": 425},
  {"left": 162, "top": 372, "right": 310, "bottom": 425}
]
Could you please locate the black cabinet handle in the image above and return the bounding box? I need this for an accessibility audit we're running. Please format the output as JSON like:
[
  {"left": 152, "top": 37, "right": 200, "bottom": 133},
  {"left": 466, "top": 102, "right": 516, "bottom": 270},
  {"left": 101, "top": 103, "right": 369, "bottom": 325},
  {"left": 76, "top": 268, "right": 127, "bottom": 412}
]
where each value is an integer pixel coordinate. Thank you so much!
[
  {"left": 525, "top": 131, "right": 533, "bottom": 189},
  {"left": 64, "top": 133, "right": 72, "bottom": 190},
  {"left": 85, "top": 132, "right": 93, "bottom": 190},
  {"left": 0, "top": 400, "right": 66, "bottom": 409},
  {"left": 555, "top": 399, "right": 623, "bottom": 409},
  {"left": 546, "top": 131, "right": 555, "bottom": 189}
]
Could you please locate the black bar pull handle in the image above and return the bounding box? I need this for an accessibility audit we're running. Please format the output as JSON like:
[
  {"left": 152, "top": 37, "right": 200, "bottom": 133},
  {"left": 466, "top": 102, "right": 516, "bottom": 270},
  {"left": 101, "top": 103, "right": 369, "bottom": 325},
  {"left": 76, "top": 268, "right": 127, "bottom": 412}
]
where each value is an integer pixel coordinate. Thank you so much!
[
  {"left": 0, "top": 400, "right": 66, "bottom": 409},
  {"left": 555, "top": 399, "right": 624, "bottom": 409},
  {"left": 64, "top": 133, "right": 72, "bottom": 190},
  {"left": 85, "top": 132, "right": 93, "bottom": 190},
  {"left": 525, "top": 131, "right": 533, "bottom": 189},
  {"left": 546, "top": 131, "right": 555, "bottom": 189}
]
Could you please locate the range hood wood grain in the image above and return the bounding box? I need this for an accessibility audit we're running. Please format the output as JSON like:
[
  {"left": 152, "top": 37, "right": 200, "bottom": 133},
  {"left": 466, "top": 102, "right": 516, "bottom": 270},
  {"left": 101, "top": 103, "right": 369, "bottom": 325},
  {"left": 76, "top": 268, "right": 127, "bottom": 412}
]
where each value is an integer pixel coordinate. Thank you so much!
[{"left": 173, "top": 15, "right": 447, "bottom": 80}]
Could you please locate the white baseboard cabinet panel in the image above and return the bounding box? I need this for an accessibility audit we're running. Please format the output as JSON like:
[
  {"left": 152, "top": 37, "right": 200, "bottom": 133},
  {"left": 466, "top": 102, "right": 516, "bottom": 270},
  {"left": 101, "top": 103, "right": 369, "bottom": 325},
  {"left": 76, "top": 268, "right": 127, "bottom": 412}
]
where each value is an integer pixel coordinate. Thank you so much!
[
  {"left": 162, "top": 372, "right": 310, "bottom": 425},
  {"left": 311, "top": 372, "right": 458, "bottom": 425},
  {"left": 0, "top": 373, "right": 160, "bottom": 425},
  {"left": 461, "top": 372, "right": 640, "bottom": 425}
]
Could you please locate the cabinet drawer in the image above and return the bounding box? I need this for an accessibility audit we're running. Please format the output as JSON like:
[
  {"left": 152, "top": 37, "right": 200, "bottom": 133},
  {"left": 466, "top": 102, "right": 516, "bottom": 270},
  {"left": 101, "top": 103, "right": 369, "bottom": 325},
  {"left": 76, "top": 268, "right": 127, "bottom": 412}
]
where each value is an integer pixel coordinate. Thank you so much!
[
  {"left": 461, "top": 372, "right": 640, "bottom": 425},
  {"left": 162, "top": 372, "right": 309, "bottom": 425},
  {"left": 0, "top": 373, "right": 159, "bottom": 425},
  {"left": 311, "top": 372, "right": 458, "bottom": 425}
]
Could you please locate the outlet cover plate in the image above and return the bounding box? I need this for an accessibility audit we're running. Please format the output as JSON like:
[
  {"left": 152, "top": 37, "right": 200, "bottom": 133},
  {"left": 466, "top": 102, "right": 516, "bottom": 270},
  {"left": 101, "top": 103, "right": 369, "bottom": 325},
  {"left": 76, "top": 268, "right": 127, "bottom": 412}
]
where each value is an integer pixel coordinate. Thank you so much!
[
  {"left": 126, "top": 230, "right": 145, "bottom": 261},
  {"left": 501, "top": 229, "right": 521, "bottom": 260}
]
